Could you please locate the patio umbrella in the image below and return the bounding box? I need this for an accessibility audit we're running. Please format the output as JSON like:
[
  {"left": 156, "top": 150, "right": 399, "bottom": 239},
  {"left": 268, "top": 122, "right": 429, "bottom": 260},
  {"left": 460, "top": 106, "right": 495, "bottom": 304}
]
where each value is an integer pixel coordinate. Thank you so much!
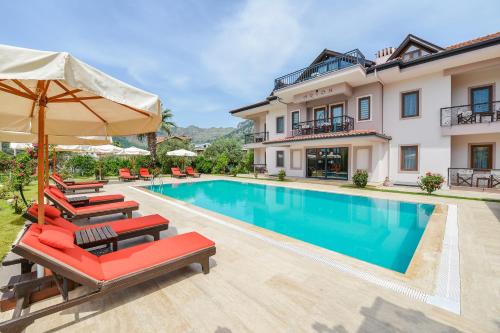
[
  {"left": 166, "top": 149, "right": 196, "bottom": 157},
  {"left": 90, "top": 144, "right": 125, "bottom": 180},
  {"left": 167, "top": 149, "right": 196, "bottom": 170},
  {"left": 0, "top": 44, "right": 162, "bottom": 225},
  {"left": 119, "top": 146, "right": 151, "bottom": 171}
]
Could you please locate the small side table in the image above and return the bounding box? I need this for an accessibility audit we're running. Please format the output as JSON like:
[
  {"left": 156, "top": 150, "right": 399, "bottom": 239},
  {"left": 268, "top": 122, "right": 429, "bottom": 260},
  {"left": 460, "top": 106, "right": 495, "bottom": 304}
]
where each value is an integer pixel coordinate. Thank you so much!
[
  {"left": 67, "top": 196, "right": 90, "bottom": 207},
  {"left": 75, "top": 225, "right": 118, "bottom": 254},
  {"left": 476, "top": 177, "right": 491, "bottom": 188}
]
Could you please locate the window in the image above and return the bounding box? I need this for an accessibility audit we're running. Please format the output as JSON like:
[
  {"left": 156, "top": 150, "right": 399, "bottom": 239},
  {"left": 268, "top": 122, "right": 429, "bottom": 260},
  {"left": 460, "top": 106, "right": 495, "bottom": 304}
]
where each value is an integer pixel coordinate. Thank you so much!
[
  {"left": 402, "top": 45, "right": 429, "bottom": 62},
  {"left": 276, "top": 116, "right": 284, "bottom": 133},
  {"left": 276, "top": 151, "right": 284, "bottom": 167},
  {"left": 470, "top": 85, "right": 492, "bottom": 113},
  {"left": 401, "top": 91, "right": 419, "bottom": 118},
  {"left": 470, "top": 144, "right": 492, "bottom": 169},
  {"left": 291, "top": 111, "right": 300, "bottom": 129},
  {"left": 314, "top": 106, "right": 327, "bottom": 126},
  {"left": 400, "top": 145, "right": 418, "bottom": 171},
  {"left": 358, "top": 96, "right": 371, "bottom": 121}
]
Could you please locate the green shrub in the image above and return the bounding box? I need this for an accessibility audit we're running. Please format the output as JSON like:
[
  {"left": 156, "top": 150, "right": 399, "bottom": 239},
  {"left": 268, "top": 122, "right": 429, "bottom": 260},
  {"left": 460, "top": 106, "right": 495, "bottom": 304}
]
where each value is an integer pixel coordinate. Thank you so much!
[
  {"left": 352, "top": 170, "right": 368, "bottom": 188},
  {"left": 212, "top": 153, "right": 229, "bottom": 174},
  {"left": 278, "top": 169, "right": 286, "bottom": 181},
  {"left": 194, "top": 156, "right": 212, "bottom": 174},
  {"left": 418, "top": 172, "right": 445, "bottom": 194},
  {"left": 64, "top": 154, "right": 96, "bottom": 177}
]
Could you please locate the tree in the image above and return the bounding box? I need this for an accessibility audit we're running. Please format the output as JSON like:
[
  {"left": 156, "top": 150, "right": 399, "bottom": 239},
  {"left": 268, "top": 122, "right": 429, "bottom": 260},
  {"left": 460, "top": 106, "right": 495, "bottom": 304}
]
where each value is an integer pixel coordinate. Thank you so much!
[
  {"left": 202, "top": 138, "right": 244, "bottom": 174},
  {"left": 138, "top": 108, "right": 176, "bottom": 164},
  {"left": 156, "top": 138, "right": 192, "bottom": 173}
]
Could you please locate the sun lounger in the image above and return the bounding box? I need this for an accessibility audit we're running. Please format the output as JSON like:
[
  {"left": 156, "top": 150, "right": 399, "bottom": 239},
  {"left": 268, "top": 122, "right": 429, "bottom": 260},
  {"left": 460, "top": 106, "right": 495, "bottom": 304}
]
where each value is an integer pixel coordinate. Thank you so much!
[
  {"left": 118, "top": 168, "right": 139, "bottom": 181},
  {"left": 44, "top": 188, "right": 139, "bottom": 220},
  {"left": 0, "top": 224, "right": 215, "bottom": 333},
  {"left": 185, "top": 166, "right": 200, "bottom": 178},
  {"left": 25, "top": 204, "right": 169, "bottom": 242},
  {"left": 47, "top": 185, "right": 124, "bottom": 206},
  {"left": 139, "top": 167, "right": 153, "bottom": 180},
  {"left": 171, "top": 167, "right": 187, "bottom": 178},
  {"left": 50, "top": 174, "right": 103, "bottom": 193}
]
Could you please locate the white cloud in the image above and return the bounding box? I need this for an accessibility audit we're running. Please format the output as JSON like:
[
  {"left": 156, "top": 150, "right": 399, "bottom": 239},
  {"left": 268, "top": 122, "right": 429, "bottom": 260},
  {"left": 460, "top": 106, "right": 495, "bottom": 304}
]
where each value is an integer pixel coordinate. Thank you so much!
[{"left": 202, "top": 0, "right": 307, "bottom": 95}]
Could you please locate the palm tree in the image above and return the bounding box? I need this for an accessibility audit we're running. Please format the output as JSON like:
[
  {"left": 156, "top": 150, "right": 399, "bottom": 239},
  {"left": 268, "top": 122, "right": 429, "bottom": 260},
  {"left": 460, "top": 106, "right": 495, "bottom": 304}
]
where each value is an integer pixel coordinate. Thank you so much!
[{"left": 138, "top": 108, "right": 175, "bottom": 164}]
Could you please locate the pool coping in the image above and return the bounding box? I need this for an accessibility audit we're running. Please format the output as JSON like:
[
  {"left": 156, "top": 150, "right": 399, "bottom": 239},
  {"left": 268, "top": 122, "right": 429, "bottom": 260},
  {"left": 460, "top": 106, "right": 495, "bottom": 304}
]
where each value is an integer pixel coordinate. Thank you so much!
[{"left": 131, "top": 182, "right": 461, "bottom": 314}]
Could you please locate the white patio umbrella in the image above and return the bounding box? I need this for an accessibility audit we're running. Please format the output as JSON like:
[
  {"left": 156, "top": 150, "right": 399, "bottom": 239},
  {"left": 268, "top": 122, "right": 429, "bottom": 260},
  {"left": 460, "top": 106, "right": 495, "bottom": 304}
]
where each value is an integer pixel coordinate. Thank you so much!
[
  {"left": 166, "top": 149, "right": 196, "bottom": 157},
  {"left": 119, "top": 146, "right": 151, "bottom": 156},
  {"left": 0, "top": 44, "right": 162, "bottom": 225},
  {"left": 118, "top": 146, "right": 151, "bottom": 173},
  {"left": 0, "top": 131, "right": 111, "bottom": 146},
  {"left": 167, "top": 149, "right": 196, "bottom": 170},
  {"left": 89, "top": 144, "right": 126, "bottom": 180}
]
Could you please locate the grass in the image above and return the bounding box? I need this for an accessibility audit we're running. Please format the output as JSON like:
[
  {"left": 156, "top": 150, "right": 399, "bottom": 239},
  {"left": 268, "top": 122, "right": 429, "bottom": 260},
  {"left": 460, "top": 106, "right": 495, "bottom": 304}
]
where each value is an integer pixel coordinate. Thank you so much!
[
  {"left": 340, "top": 184, "right": 500, "bottom": 203},
  {"left": 0, "top": 182, "right": 37, "bottom": 260}
]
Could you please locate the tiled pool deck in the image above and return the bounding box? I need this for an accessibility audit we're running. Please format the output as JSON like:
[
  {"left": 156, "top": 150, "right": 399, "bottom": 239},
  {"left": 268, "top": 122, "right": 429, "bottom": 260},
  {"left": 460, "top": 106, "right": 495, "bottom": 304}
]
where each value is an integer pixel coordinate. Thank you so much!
[{"left": 1, "top": 175, "right": 498, "bottom": 332}]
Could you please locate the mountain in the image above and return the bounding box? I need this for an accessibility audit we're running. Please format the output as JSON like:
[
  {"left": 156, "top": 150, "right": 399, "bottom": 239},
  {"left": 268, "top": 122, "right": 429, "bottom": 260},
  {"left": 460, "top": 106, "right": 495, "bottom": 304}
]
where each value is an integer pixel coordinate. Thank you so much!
[{"left": 112, "top": 120, "right": 254, "bottom": 147}]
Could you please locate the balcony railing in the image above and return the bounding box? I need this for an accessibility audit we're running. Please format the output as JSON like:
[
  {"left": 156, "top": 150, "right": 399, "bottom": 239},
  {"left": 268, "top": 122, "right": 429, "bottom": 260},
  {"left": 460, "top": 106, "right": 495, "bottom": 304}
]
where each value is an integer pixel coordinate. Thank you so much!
[
  {"left": 448, "top": 168, "right": 500, "bottom": 188},
  {"left": 440, "top": 101, "right": 500, "bottom": 126},
  {"left": 290, "top": 115, "right": 354, "bottom": 137},
  {"left": 244, "top": 131, "right": 269, "bottom": 144},
  {"left": 274, "top": 49, "right": 366, "bottom": 90}
]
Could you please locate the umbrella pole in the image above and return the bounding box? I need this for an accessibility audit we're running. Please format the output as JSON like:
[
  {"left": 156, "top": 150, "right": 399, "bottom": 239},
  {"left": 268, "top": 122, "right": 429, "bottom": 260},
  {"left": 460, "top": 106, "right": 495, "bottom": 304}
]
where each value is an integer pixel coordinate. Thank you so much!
[
  {"left": 44, "top": 135, "right": 49, "bottom": 187},
  {"left": 36, "top": 82, "right": 47, "bottom": 226}
]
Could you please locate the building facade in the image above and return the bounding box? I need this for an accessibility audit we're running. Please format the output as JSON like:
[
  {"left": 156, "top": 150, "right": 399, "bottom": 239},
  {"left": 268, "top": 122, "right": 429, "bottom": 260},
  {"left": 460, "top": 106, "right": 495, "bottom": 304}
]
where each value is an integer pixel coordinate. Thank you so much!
[{"left": 230, "top": 33, "right": 500, "bottom": 187}]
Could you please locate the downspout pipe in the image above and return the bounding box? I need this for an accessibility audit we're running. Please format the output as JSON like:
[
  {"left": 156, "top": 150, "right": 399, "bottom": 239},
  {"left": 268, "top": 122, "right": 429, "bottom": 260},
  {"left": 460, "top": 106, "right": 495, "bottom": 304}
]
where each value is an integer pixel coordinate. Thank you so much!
[{"left": 374, "top": 68, "right": 392, "bottom": 186}]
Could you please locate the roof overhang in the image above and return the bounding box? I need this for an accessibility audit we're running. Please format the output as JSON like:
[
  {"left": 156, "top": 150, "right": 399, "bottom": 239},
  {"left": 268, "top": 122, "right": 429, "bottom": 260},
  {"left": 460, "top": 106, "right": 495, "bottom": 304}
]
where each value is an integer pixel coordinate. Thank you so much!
[
  {"left": 229, "top": 96, "right": 282, "bottom": 118},
  {"left": 263, "top": 131, "right": 391, "bottom": 147}
]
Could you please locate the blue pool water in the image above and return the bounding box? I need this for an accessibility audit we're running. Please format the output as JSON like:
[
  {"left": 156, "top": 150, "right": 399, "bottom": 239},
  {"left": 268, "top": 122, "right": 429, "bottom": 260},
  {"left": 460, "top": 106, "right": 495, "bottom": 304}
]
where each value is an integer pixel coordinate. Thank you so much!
[{"left": 147, "top": 180, "right": 434, "bottom": 273}]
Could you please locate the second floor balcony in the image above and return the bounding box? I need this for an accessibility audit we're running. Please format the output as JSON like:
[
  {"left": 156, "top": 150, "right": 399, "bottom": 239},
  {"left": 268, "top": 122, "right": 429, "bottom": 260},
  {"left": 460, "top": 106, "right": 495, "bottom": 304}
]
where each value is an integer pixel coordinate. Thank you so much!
[
  {"left": 273, "top": 49, "right": 366, "bottom": 91},
  {"left": 290, "top": 115, "right": 354, "bottom": 137},
  {"left": 244, "top": 131, "right": 268, "bottom": 144},
  {"left": 440, "top": 101, "right": 500, "bottom": 127}
]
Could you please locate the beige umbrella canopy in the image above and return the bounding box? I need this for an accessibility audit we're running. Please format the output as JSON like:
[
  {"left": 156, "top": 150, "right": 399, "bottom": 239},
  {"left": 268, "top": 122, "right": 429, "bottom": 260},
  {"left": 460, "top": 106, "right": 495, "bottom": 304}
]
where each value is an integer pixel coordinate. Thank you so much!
[
  {"left": 0, "top": 44, "right": 161, "bottom": 136},
  {"left": 0, "top": 130, "right": 111, "bottom": 145},
  {"left": 0, "top": 44, "right": 162, "bottom": 225}
]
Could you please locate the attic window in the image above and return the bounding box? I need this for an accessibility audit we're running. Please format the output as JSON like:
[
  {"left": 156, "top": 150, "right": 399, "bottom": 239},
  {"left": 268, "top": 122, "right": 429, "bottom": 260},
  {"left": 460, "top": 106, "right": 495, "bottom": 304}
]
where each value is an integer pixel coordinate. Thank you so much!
[{"left": 402, "top": 45, "right": 429, "bottom": 61}]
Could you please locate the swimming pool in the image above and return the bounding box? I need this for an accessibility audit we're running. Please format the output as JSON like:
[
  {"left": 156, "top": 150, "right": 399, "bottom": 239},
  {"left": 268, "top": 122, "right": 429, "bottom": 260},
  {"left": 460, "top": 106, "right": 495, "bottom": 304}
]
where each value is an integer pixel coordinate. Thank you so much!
[{"left": 147, "top": 180, "right": 435, "bottom": 273}]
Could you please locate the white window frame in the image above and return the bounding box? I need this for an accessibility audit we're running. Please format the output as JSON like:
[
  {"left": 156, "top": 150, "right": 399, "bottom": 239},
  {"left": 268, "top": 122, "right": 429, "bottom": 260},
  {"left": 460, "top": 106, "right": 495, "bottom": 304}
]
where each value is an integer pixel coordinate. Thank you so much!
[{"left": 356, "top": 94, "right": 372, "bottom": 122}]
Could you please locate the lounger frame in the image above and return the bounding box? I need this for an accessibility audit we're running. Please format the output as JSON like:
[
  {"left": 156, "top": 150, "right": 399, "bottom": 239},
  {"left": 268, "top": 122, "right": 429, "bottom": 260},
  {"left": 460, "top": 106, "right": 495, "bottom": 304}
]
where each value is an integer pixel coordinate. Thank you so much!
[
  {"left": 0, "top": 228, "right": 215, "bottom": 333},
  {"left": 23, "top": 212, "right": 168, "bottom": 242},
  {"left": 50, "top": 176, "right": 102, "bottom": 194},
  {"left": 44, "top": 191, "right": 138, "bottom": 220}
]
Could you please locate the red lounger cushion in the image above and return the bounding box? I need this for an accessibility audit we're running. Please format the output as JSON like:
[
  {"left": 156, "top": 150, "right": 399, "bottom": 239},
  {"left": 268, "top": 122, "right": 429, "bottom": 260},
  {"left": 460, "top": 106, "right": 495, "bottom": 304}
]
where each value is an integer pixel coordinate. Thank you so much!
[
  {"left": 38, "top": 225, "right": 75, "bottom": 250},
  {"left": 91, "top": 214, "right": 168, "bottom": 234},
  {"left": 20, "top": 226, "right": 214, "bottom": 282},
  {"left": 99, "top": 231, "right": 214, "bottom": 280},
  {"left": 88, "top": 194, "right": 125, "bottom": 204},
  {"left": 75, "top": 201, "right": 138, "bottom": 214},
  {"left": 48, "top": 186, "right": 67, "bottom": 200},
  {"left": 28, "top": 203, "right": 61, "bottom": 219},
  {"left": 66, "top": 183, "right": 103, "bottom": 189},
  {"left": 21, "top": 225, "right": 104, "bottom": 280}
]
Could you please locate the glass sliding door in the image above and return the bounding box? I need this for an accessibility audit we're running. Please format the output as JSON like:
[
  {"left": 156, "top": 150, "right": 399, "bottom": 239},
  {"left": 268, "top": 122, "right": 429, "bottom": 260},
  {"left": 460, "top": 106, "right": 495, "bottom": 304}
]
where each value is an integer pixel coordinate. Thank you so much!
[{"left": 306, "top": 147, "right": 348, "bottom": 180}]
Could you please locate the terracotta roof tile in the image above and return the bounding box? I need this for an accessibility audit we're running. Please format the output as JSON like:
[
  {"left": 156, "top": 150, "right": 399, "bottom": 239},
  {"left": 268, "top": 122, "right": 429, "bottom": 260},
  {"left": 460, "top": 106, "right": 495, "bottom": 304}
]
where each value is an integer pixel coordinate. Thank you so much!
[
  {"left": 447, "top": 32, "right": 500, "bottom": 50},
  {"left": 263, "top": 130, "right": 391, "bottom": 144}
]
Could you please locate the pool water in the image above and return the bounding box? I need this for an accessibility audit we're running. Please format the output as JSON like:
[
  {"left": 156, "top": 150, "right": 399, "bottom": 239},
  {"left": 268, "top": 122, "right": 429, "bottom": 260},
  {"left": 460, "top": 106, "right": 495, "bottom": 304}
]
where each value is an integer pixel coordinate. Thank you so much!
[{"left": 147, "top": 180, "right": 435, "bottom": 273}]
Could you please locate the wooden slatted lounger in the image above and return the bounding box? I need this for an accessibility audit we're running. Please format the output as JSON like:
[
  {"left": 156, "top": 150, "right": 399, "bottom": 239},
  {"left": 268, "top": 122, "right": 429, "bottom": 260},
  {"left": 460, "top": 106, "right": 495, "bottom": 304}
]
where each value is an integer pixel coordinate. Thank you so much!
[
  {"left": 50, "top": 174, "right": 103, "bottom": 194},
  {"left": 0, "top": 224, "right": 216, "bottom": 333},
  {"left": 47, "top": 185, "right": 124, "bottom": 206},
  {"left": 25, "top": 204, "right": 169, "bottom": 242},
  {"left": 44, "top": 188, "right": 139, "bottom": 220}
]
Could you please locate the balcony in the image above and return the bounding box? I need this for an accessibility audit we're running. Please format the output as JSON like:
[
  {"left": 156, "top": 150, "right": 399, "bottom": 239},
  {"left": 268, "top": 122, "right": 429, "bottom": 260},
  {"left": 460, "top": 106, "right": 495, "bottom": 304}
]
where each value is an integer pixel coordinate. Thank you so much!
[
  {"left": 273, "top": 49, "right": 366, "bottom": 91},
  {"left": 440, "top": 101, "right": 500, "bottom": 135},
  {"left": 290, "top": 116, "right": 354, "bottom": 137},
  {"left": 244, "top": 131, "right": 269, "bottom": 144}
]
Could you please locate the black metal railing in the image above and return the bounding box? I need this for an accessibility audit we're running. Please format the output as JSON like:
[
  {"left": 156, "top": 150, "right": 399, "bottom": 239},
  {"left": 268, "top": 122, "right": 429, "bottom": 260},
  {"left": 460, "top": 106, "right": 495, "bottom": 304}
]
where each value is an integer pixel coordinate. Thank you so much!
[
  {"left": 274, "top": 49, "right": 366, "bottom": 90},
  {"left": 448, "top": 168, "right": 500, "bottom": 188},
  {"left": 290, "top": 115, "right": 354, "bottom": 137},
  {"left": 440, "top": 101, "right": 500, "bottom": 126},
  {"left": 244, "top": 131, "right": 269, "bottom": 144}
]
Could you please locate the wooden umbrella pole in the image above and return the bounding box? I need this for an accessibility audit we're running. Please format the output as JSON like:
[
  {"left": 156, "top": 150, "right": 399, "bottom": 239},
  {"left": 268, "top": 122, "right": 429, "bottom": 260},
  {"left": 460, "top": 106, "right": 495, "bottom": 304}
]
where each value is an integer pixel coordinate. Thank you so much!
[
  {"left": 44, "top": 135, "right": 49, "bottom": 187},
  {"left": 36, "top": 81, "right": 47, "bottom": 225}
]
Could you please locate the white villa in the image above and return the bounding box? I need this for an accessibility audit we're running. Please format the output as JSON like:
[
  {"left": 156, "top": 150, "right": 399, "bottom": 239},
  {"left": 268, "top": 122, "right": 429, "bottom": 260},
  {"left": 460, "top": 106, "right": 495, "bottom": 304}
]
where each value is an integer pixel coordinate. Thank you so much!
[{"left": 230, "top": 32, "right": 500, "bottom": 187}]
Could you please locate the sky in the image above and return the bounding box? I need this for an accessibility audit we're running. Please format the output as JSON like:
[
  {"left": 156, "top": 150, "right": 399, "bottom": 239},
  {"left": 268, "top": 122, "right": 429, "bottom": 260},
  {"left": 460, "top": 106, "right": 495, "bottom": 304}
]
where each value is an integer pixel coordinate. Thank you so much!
[{"left": 2, "top": 0, "right": 499, "bottom": 128}]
